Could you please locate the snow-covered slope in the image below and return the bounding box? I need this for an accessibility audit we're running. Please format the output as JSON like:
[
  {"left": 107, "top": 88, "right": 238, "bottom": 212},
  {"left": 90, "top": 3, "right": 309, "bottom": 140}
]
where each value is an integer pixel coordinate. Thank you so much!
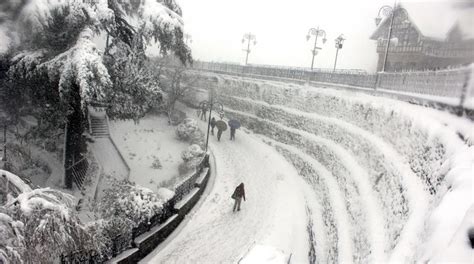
[{"left": 171, "top": 73, "right": 473, "bottom": 263}]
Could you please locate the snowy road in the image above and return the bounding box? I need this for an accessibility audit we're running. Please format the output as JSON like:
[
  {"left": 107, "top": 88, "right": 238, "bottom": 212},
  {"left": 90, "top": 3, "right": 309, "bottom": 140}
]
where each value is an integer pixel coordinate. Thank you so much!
[{"left": 141, "top": 116, "right": 312, "bottom": 263}]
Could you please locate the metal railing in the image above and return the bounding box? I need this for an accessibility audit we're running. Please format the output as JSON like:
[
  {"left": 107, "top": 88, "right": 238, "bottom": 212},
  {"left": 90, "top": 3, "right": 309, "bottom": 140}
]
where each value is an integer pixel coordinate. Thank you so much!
[
  {"left": 65, "top": 157, "right": 89, "bottom": 190},
  {"left": 192, "top": 61, "right": 474, "bottom": 109}
]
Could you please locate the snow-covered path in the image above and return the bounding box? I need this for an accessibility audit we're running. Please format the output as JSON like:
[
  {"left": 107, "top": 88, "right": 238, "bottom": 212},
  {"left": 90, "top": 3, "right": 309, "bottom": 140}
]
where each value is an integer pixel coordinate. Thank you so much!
[
  {"left": 90, "top": 138, "right": 128, "bottom": 181},
  {"left": 142, "top": 117, "right": 311, "bottom": 263}
]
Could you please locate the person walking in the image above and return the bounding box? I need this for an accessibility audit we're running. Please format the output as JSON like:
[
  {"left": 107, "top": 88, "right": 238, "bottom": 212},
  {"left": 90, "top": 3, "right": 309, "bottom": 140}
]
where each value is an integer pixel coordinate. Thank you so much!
[
  {"left": 210, "top": 117, "right": 216, "bottom": 135},
  {"left": 201, "top": 105, "right": 207, "bottom": 121},
  {"left": 231, "top": 183, "right": 246, "bottom": 212},
  {"left": 217, "top": 128, "right": 223, "bottom": 141},
  {"left": 230, "top": 127, "right": 236, "bottom": 141}
]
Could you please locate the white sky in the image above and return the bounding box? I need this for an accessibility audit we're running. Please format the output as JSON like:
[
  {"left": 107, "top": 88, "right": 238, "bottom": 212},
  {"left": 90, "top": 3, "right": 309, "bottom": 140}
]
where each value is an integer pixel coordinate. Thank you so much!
[{"left": 176, "top": 0, "right": 469, "bottom": 72}]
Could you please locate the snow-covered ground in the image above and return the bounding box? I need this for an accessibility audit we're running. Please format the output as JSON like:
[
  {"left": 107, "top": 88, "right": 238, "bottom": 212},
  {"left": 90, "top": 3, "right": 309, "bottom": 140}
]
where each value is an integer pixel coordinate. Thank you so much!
[
  {"left": 142, "top": 110, "right": 312, "bottom": 263},
  {"left": 109, "top": 114, "right": 189, "bottom": 191},
  {"left": 142, "top": 72, "right": 472, "bottom": 263}
]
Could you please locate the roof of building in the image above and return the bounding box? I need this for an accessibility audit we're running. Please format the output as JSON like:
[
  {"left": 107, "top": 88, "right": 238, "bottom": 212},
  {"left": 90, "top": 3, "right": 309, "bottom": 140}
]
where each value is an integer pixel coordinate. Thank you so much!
[{"left": 371, "top": 0, "right": 474, "bottom": 41}]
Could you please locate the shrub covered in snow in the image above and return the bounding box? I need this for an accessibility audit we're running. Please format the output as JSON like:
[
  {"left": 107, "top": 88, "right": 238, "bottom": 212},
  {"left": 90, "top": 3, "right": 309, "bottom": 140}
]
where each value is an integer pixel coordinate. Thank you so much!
[
  {"left": 98, "top": 180, "right": 167, "bottom": 227},
  {"left": 176, "top": 118, "right": 199, "bottom": 140},
  {"left": 179, "top": 144, "right": 205, "bottom": 174},
  {"left": 176, "top": 118, "right": 205, "bottom": 148},
  {"left": 151, "top": 157, "right": 163, "bottom": 169},
  {"left": 85, "top": 217, "right": 134, "bottom": 261},
  {"left": 169, "top": 109, "right": 187, "bottom": 125}
]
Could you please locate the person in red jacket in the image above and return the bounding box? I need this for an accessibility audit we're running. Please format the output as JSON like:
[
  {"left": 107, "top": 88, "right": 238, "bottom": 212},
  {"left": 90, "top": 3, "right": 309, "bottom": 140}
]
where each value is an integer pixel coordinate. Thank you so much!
[{"left": 231, "top": 183, "right": 246, "bottom": 212}]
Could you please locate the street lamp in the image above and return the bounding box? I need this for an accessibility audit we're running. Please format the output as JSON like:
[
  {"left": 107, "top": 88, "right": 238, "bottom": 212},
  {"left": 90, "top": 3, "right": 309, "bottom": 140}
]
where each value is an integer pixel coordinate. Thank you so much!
[
  {"left": 202, "top": 87, "right": 224, "bottom": 152},
  {"left": 306, "top": 27, "right": 327, "bottom": 71},
  {"left": 375, "top": 4, "right": 409, "bottom": 72},
  {"left": 333, "top": 34, "right": 345, "bottom": 72},
  {"left": 242, "top": 33, "right": 257, "bottom": 65},
  {"left": 184, "top": 33, "right": 192, "bottom": 45}
]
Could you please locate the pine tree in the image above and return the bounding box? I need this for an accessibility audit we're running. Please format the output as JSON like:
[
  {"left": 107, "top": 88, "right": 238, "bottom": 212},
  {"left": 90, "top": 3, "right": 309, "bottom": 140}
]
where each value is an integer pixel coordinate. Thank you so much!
[{"left": 1, "top": 0, "right": 192, "bottom": 187}]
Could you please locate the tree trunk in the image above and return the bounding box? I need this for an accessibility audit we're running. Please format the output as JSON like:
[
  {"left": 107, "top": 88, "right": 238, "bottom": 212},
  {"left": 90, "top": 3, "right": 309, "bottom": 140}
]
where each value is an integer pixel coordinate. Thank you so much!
[{"left": 64, "top": 82, "right": 86, "bottom": 188}]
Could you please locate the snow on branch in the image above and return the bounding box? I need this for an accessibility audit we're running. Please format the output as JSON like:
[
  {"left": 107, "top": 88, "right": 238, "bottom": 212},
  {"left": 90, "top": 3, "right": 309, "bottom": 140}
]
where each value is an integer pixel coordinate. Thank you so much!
[
  {"left": 41, "top": 27, "right": 112, "bottom": 104},
  {"left": 139, "top": 0, "right": 183, "bottom": 31},
  {"left": 17, "top": 0, "right": 113, "bottom": 35},
  {"left": 5, "top": 188, "right": 89, "bottom": 263},
  {"left": 0, "top": 212, "right": 25, "bottom": 263},
  {"left": 7, "top": 188, "right": 76, "bottom": 219}
]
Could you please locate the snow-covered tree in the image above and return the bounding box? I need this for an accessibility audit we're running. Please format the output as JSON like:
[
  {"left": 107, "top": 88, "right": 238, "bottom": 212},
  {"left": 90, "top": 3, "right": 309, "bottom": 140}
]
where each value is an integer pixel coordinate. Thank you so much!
[
  {"left": 103, "top": 35, "right": 163, "bottom": 120},
  {"left": 5, "top": 188, "right": 89, "bottom": 263},
  {"left": 1, "top": 0, "right": 192, "bottom": 187},
  {"left": 161, "top": 66, "right": 196, "bottom": 124}
]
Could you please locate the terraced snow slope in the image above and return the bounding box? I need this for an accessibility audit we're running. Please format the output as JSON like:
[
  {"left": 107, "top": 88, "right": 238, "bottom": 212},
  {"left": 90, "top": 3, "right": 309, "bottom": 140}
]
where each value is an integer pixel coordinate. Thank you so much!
[
  {"left": 147, "top": 73, "right": 474, "bottom": 263},
  {"left": 182, "top": 72, "right": 472, "bottom": 263}
]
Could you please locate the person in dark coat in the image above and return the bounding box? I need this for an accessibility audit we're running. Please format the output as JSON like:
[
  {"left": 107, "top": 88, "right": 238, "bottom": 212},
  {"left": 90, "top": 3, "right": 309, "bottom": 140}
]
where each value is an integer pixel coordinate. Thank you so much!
[
  {"left": 231, "top": 183, "right": 246, "bottom": 212},
  {"left": 230, "top": 127, "right": 236, "bottom": 140},
  {"left": 210, "top": 117, "right": 216, "bottom": 135},
  {"left": 201, "top": 106, "right": 207, "bottom": 121},
  {"left": 217, "top": 128, "right": 223, "bottom": 141}
]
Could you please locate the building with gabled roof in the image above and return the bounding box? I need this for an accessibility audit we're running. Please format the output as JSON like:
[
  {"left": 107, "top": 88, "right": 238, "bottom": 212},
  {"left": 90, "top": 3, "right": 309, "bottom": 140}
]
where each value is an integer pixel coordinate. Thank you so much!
[{"left": 370, "top": 1, "right": 474, "bottom": 72}]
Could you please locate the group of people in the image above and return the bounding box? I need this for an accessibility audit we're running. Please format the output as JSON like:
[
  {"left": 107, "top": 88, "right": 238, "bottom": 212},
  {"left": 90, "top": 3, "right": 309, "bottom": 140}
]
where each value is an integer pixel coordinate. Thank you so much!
[
  {"left": 198, "top": 107, "right": 245, "bottom": 212},
  {"left": 209, "top": 117, "right": 237, "bottom": 142}
]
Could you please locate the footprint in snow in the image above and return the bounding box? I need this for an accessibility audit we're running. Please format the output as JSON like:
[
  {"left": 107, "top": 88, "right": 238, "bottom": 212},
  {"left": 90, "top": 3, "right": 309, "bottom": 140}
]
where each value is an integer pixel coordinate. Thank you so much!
[{"left": 276, "top": 173, "right": 284, "bottom": 181}]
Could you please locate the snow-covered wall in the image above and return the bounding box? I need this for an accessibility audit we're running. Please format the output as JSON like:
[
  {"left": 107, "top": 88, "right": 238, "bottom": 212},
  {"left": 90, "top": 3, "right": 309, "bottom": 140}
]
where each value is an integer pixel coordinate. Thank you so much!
[{"left": 187, "top": 72, "right": 473, "bottom": 263}]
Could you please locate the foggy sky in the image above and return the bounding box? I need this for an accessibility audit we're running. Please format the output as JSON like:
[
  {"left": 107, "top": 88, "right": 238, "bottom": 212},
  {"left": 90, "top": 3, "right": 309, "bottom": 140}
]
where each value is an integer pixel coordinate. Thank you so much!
[{"left": 174, "top": 0, "right": 470, "bottom": 72}]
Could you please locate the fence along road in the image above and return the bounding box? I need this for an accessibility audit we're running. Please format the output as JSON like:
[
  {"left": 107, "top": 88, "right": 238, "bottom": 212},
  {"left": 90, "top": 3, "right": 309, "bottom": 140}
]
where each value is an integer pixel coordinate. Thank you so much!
[{"left": 191, "top": 61, "right": 474, "bottom": 112}]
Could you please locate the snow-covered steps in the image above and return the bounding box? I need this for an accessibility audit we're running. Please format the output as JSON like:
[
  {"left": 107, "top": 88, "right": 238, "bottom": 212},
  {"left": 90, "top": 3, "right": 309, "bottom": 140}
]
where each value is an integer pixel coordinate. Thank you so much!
[{"left": 90, "top": 116, "right": 110, "bottom": 137}]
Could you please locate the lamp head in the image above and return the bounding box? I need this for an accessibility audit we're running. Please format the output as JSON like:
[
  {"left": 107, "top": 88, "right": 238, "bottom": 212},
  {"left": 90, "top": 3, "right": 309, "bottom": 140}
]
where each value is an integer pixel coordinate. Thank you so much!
[
  {"left": 306, "top": 35, "right": 310, "bottom": 41},
  {"left": 322, "top": 37, "right": 327, "bottom": 44},
  {"left": 375, "top": 16, "right": 382, "bottom": 26}
]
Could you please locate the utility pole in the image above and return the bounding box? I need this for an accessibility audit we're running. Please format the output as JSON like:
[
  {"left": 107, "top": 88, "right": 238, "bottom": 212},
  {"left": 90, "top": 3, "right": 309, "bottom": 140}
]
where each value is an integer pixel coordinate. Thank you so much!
[
  {"left": 306, "top": 27, "right": 327, "bottom": 70},
  {"left": 242, "top": 33, "right": 257, "bottom": 65}
]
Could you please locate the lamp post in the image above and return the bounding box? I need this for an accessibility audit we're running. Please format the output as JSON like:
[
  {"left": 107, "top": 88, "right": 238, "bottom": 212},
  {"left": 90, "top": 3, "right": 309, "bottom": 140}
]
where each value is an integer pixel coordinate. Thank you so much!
[
  {"left": 333, "top": 34, "right": 345, "bottom": 72},
  {"left": 242, "top": 33, "right": 257, "bottom": 65},
  {"left": 203, "top": 87, "right": 224, "bottom": 152},
  {"left": 375, "top": 3, "right": 409, "bottom": 72},
  {"left": 184, "top": 33, "right": 192, "bottom": 45},
  {"left": 306, "top": 27, "right": 327, "bottom": 71}
]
